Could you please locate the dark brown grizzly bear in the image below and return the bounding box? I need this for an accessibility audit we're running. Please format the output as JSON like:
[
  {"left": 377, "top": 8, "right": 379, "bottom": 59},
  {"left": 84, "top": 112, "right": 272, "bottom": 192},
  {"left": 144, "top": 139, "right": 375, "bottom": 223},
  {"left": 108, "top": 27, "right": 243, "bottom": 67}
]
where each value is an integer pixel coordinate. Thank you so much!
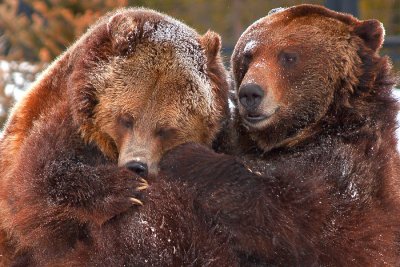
[
  {"left": 0, "top": 8, "right": 232, "bottom": 266},
  {"left": 160, "top": 4, "right": 400, "bottom": 266}
]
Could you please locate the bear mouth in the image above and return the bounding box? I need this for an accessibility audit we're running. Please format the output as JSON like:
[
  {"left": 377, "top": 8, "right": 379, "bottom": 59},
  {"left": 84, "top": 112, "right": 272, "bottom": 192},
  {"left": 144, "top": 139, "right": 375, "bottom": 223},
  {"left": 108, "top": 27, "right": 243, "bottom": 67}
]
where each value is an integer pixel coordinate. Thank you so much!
[
  {"left": 243, "top": 107, "right": 280, "bottom": 126},
  {"left": 244, "top": 113, "right": 268, "bottom": 123}
]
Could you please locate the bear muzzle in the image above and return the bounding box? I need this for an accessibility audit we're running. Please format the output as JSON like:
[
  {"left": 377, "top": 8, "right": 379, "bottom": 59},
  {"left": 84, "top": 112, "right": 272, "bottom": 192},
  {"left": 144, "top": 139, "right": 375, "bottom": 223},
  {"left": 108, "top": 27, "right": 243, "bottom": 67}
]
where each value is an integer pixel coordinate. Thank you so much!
[
  {"left": 238, "top": 83, "right": 264, "bottom": 110},
  {"left": 125, "top": 161, "right": 149, "bottom": 178},
  {"left": 238, "top": 83, "right": 280, "bottom": 126}
]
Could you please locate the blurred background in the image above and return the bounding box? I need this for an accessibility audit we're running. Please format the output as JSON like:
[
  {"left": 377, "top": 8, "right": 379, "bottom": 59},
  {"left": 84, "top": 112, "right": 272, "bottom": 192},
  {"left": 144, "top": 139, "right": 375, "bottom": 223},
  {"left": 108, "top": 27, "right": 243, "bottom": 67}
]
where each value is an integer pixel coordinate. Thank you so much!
[{"left": 0, "top": 0, "right": 399, "bottom": 128}]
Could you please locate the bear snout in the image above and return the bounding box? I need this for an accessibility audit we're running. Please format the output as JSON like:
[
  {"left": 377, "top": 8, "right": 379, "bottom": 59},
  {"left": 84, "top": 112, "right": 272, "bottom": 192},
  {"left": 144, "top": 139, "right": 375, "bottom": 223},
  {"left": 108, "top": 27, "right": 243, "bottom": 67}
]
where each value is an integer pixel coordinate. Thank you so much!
[
  {"left": 125, "top": 160, "right": 149, "bottom": 178},
  {"left": 238, "top": 83, "right": 264, "bottom": 110}
]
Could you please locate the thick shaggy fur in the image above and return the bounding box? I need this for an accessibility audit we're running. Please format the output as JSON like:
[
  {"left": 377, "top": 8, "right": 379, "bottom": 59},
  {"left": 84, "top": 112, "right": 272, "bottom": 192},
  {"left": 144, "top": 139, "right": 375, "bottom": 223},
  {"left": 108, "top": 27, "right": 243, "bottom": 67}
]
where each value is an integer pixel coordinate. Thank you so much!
[
  {"left": 0, "top": 8, "right": 230, "bottom": 266},
  {"left": 161, "top": 4, "right": 400, "bottom": 266}
]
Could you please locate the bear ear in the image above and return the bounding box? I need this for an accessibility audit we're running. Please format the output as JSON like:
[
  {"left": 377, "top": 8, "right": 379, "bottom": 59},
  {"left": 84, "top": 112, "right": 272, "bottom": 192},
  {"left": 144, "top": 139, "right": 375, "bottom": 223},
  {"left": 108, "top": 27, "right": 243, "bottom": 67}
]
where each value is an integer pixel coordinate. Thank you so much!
[
  {"left": 353, "top": 19, "right": 385, "bottom": 52},
  {"left": 107, "top": 13, "right": 139, "bottom": 55},
  {"left": 200, "top": 30, "right": 222, "bottom": 63}
]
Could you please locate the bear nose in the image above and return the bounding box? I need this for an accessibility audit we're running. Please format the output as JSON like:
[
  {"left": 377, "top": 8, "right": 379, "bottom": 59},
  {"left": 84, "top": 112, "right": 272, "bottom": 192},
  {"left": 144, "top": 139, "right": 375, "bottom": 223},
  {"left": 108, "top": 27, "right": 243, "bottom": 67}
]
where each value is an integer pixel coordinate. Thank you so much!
[
  {"left": 125, "top": 161, "right": 148, "bottom": 178},
  {"left": 238, "top": 83, "right": 264, "bottom": 110}
]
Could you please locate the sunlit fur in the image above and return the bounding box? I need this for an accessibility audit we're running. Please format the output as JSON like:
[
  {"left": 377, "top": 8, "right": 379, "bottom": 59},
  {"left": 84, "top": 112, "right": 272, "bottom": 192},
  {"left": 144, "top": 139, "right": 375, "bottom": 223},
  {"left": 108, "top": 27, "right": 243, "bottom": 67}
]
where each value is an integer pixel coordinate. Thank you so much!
[
  {"left": 0, "top": 8, "right": 230, "bottom": 266},
  {"left": 161, "top": 4, "right": 400, "bottom": 266}
]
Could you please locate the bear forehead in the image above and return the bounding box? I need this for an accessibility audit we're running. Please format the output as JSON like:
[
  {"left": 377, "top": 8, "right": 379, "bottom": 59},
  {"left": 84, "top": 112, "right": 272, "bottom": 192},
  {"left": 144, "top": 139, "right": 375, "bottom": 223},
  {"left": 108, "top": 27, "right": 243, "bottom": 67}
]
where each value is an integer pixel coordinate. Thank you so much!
[
  {"left": 126, "top": 14, "right": 214, "bottom": 113},
  {"left": 88, "top": 10, "right": 216, "bottom": 116},
  {"left": 238, "top": 11, "right": 353, "bottom": 57},
  {"left": 90, "top": 53, "right": 214, "bottom": 118},
  {"left": 242, "top": 13, "right": 348, "bottom": 44},
  {"left": 142, "top": 20, "right": 207, "bottom": 72},
  {"left": 111, "top": 8, "right": 207, "bottom": 75},
  {"left": 268, "top": 4, "right": 357, "bottom": 26}
]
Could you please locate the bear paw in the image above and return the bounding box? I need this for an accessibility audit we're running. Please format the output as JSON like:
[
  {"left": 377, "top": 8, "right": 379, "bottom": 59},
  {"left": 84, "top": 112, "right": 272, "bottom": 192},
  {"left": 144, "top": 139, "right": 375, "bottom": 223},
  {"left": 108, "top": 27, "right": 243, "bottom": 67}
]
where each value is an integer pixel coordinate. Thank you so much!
[
  {"left": 129, "top": 177, "right": 148, "bottom": 206},
  {"left": 95, "top": 169, "right": 149, "bottom": 223}
]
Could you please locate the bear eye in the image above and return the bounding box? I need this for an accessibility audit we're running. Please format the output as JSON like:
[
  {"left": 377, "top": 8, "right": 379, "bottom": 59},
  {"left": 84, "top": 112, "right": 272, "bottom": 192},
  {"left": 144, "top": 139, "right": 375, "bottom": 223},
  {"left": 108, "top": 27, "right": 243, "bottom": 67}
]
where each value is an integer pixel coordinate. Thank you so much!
[
  {"left": 279, "top": 51, "right": 298, "bottom": 66},
  {"left": 156, "top": 127, "right": 178, "bottom": 140},
  {"left": 242, "top": 51, "right": 253, "bottom": 68},
  {"left": 238, "top": 52, "right": 252, "bottom": 81},
  {"left": 118, "top": 114, "right": 134, "bottom": 129}
]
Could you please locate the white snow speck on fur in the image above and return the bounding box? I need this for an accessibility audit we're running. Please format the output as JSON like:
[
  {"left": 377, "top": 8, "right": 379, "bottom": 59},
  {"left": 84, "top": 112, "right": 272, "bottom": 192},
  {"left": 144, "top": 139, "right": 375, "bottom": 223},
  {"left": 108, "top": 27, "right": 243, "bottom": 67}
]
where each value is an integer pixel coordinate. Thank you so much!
[
  {"left": 237, "top": 15, "right": 269, "bottom": 47},
  {"left": 243, "top": 40, "right": 257, "bottom": 54},
  {"left": 142, "top": 19, "right": 214, "bottom": 113},
  {"left": 347, "top": 181, "right": 359, "bottom": 199},
  {"left": 268, "top": 7, "right": 286, "bottom": 16}
]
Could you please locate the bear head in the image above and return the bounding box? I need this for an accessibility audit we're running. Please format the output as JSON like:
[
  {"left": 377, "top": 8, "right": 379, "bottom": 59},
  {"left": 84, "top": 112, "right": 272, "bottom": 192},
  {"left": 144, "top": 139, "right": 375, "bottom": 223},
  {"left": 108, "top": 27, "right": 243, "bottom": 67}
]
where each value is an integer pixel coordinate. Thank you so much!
[
  {"left": 231, "top": 4, "right": 392, "bottom": 152},
  {"left": 68, "top": 8, "right": 228, "bottom": 176}
]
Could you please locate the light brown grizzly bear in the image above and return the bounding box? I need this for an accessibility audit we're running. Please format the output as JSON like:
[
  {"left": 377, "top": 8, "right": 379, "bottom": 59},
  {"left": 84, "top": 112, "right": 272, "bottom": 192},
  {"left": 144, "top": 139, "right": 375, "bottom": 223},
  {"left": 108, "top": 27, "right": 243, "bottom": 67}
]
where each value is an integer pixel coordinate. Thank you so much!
[
  {"left": 160, "top": 4, "right": 400, "bottom": 266},
  {"left": 0, "top": 8, "right": 232, "bottom": 266}
]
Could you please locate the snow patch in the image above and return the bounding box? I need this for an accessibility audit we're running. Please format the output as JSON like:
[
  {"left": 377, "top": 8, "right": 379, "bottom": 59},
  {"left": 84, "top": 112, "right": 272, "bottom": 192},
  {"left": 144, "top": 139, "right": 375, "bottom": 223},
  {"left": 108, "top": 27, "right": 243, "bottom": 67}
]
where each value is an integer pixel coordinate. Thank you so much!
[
  {"left": 0, "top": 61, "right": 10, "bottom": 72},
  {"left": 0, "top": 60, "right": 41, "bottom": 101},
  {"left": 141, "top": 19, "right": 214, "bottom": 114},
  {"left": 268, "top": 7, "right": 286, "bottom": 16},
  {"left": 347, "top": 182, "right": 359, "bottom": 199},
  {"left": 243, "top": 40, "right": 257, "bottom": 54},
  {"left": 141, "top": 19, "right": 206, "bottom": 75}
]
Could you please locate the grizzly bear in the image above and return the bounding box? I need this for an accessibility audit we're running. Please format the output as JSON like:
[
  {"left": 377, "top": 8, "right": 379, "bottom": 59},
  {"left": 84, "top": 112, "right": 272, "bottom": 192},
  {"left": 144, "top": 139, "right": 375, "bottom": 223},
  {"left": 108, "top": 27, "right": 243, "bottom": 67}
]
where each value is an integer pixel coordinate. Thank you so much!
[
  {"left": 0, "top": 8, "right": 232, "bottom": 266},
  {"left": 160, "top": 4, "right": 400, "bottom": 266}
]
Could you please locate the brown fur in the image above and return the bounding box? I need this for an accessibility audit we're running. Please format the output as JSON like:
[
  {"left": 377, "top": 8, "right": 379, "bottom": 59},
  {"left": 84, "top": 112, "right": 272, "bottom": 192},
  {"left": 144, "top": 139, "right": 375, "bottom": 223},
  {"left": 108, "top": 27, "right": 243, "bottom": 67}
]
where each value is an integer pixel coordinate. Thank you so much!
[
  {"left": 0, "top": 8, "right": 230, "bottom": 266},
  {"left": 161, "top": 4, "right": 400, "bottom": 266}
]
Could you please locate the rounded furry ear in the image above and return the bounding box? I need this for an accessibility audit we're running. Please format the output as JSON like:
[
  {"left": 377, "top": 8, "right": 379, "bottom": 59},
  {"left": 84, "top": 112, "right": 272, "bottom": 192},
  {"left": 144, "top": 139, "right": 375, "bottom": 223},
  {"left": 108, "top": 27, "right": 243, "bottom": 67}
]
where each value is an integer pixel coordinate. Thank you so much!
[
  {"left": 200, "top": 31, "right": 222, "bottom": 63},
  {"left": 353, "top": 19, "right": 385, "bottom": 51},
  {"left": 107, "top": 13, "right": 139, "bottom": 55}
]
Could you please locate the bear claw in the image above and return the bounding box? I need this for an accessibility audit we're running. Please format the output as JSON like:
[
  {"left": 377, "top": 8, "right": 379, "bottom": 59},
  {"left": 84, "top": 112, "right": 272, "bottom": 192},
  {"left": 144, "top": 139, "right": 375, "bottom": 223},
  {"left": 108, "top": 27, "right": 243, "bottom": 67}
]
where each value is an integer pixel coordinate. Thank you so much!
[
  {"left": 136, "top": 183, "right": 149, "bottom": 191},
  {"left": 130, "top": 197, "right": 143, "bottom": 206},
  {"left": 136, "top": 178, "right": 149, "bottom": 191},
  {"left": 139, "top": 177, "right": 148, "bottom": 185}
]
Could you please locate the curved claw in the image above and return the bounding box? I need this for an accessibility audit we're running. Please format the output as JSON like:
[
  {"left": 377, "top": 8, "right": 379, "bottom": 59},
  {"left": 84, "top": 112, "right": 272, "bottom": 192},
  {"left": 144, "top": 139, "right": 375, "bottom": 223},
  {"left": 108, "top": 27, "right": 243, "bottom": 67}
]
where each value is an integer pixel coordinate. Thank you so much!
[
  {"left": 136, "top": 182, "right": 149, "bottom": 191},
  {"left": 139, "top": 177, "right": 148, "bottom": 185},
  {"left": 130, "top": 197, "right": 143, "bottom": 206}
]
